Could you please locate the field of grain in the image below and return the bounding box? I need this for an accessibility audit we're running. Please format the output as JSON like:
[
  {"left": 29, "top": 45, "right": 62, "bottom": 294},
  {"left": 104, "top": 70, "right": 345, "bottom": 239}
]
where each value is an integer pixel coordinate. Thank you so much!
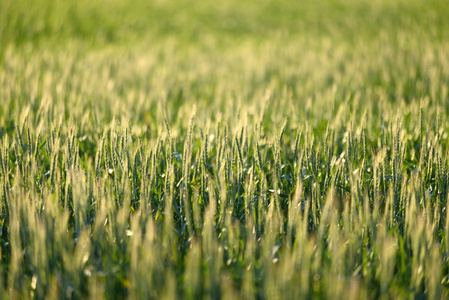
[{"left": 1, "top": 0, "right": 449, "bottom": 298}]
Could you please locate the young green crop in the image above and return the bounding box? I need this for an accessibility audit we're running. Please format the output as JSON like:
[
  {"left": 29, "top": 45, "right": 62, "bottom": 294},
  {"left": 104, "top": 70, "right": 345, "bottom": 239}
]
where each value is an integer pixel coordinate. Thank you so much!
[{"left": 1, "top": 0, "right": 449, "bottom": 298}]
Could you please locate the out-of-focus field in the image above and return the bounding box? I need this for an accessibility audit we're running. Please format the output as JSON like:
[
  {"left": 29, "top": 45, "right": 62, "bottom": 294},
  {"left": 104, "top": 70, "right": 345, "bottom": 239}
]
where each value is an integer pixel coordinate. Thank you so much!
[{"left": 1, "top": 0, "right": 449, "bottom": 298}]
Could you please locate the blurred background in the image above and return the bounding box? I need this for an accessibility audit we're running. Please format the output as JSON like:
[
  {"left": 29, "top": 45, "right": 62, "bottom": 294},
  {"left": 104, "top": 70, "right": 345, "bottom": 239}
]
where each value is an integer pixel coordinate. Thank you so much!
[
  {"left": 1, "top": 0, "right": 448, "bottom": 47},
  {"left": 1, "top": 0, "right": 448, "bottom": 136}
]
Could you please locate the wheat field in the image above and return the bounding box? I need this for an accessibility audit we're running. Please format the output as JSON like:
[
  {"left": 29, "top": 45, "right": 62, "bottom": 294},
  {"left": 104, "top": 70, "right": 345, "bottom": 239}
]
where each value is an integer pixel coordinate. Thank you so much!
[{"left": 1, "top": 0, "right": 449, "bottom": 298}]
